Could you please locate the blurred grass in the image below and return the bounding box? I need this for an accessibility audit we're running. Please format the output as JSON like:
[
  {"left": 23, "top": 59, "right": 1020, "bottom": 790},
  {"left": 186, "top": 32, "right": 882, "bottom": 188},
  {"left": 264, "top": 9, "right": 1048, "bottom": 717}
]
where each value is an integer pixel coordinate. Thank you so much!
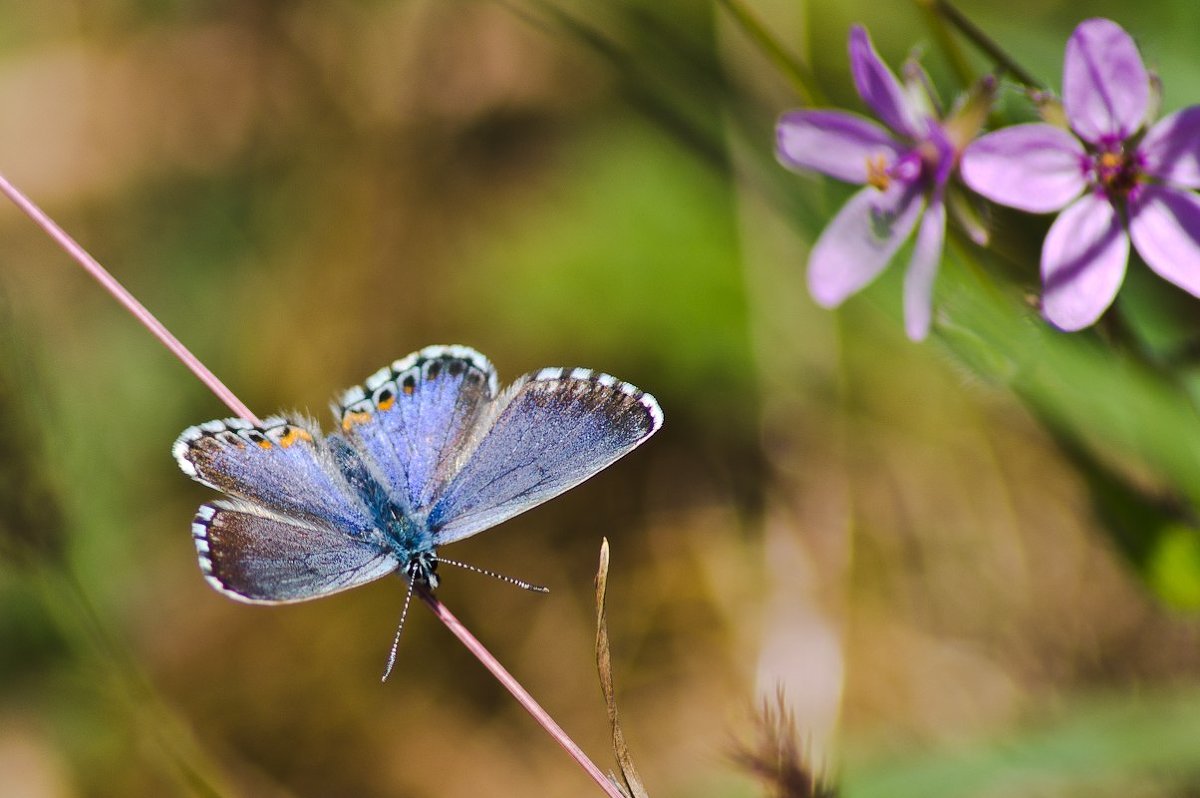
[{"left": 844, "top": 687, "right": 1200, "bottom": 797}]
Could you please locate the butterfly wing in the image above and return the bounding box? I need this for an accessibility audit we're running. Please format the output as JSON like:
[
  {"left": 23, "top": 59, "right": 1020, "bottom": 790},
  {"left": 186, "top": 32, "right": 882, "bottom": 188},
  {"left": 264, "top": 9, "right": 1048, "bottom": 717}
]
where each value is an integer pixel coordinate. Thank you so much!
[
  {"left": 174, "top": 415, "right": 377, "bottom": 535},
  {"left": 333, "top": 345, "right": 497, "bottom": 513},
  {"left": 193, "top": 500, "right": 399, "bottom": 604},
  {"left": 175, "top": 415, "right": 399, "bottom": 600},
  {"left": 426, "top": 368, "right": 663, "bottom": 545}
]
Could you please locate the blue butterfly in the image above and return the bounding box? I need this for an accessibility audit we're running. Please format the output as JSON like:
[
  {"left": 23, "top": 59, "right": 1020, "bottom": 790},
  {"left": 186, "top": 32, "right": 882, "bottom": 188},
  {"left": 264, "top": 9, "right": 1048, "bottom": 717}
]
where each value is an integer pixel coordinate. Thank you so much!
[{"left": 173, "top": 345, "right": 662, "bottom": 672}]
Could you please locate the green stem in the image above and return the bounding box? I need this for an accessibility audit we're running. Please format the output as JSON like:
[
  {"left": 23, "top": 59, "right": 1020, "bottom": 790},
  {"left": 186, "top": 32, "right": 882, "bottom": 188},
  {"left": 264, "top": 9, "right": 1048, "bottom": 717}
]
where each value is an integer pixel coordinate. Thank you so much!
[
  {"left": 929, "top": 0, "right": 1043, "bottom": 89},
  {"left": 915, "top": 0, "right": 975, "bottom": 89},
  {"left": 714, "top": 0, "right": 825, "bottom": 105}
]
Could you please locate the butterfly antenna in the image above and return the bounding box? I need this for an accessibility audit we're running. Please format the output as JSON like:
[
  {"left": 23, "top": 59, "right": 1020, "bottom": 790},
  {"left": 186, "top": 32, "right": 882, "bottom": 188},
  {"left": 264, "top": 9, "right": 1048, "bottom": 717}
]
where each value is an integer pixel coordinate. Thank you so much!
[
  {"left": 434, "top": 556, "right": 550, "bottom": 594},
  {"left": 382, "top": 575, "right": 417, "bottom": 683}
]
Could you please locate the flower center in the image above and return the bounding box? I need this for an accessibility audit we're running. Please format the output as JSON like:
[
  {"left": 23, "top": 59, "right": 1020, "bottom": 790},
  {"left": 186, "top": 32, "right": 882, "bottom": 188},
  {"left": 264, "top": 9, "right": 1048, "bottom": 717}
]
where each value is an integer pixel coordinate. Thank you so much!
[
  {"left": 866, "top": 154, "right": 891, "bottom": 191},
  {"left": 1089, "top": 145, "right": 1143, "bottom": 202},
  {"left": 865, "top": 149, "right": 929, "bottom": 194}
]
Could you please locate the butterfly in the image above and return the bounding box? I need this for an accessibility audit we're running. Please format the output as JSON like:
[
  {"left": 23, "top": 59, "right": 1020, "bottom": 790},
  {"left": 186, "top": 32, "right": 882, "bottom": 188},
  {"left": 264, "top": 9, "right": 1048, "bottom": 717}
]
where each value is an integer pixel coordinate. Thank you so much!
[{"left": 173, "top": 345, "right": 662, "bottom": 673}]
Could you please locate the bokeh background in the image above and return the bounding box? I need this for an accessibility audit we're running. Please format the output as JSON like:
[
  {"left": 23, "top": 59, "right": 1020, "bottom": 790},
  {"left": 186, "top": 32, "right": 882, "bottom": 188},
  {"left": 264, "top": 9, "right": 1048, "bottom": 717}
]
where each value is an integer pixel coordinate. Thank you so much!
[{"left": 3, "top": 1, "right": 1200, "bottom": 796}]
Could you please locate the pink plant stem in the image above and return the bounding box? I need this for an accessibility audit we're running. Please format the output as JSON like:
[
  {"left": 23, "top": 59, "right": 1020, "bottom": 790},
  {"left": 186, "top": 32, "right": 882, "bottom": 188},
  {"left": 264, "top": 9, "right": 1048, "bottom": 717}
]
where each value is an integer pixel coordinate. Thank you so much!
[
  {"left": 419, "top": 590, "right": 624, "bottom": 798},
  {"left": 1, "top": 171, "right": 621, "bottom": 797},
  {"left": 0, "top": 172, "right": 262, "bottom": 425}
]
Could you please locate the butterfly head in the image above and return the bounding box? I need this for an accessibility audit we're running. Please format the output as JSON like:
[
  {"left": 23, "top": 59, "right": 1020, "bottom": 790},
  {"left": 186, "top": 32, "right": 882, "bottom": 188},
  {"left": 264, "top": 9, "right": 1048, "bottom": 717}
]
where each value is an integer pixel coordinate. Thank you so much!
[{"left": 405, "top": 549, "right": 439, "bottom": 591}]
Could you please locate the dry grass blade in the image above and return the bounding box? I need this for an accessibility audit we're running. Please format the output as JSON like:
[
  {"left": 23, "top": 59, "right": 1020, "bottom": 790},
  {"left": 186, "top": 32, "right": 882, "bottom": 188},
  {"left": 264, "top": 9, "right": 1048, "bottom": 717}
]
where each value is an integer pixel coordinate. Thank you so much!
[
  {"left": 733, "top": 688, "right": 837, "bottom": 798},
  {"left": 595, "top": 538, "right": 650, "bottom": 798}
]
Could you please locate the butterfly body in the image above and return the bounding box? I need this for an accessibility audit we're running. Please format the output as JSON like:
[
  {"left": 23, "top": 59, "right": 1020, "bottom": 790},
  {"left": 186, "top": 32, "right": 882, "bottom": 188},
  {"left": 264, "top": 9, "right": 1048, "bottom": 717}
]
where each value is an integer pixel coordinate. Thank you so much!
[
  {"left": 174, "top": 345, "right": 662, "bottom": 604},
  {"left": 325, "top": 433, "right": 439, "bottom": 586}
]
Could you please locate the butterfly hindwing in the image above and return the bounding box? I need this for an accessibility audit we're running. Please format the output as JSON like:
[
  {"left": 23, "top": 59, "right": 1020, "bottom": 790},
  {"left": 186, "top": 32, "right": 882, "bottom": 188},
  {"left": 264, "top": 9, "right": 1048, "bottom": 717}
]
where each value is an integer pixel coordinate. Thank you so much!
[
  {"left": 174, "top": 416, "right": 376, "bottom": 535},
  {"left": 194, "top": 501, "right": 399, "bottom": 604},
  {"left": 426, "top": 368, "right": 663, "bottom": 545},
  {"left": 335, "top": 345, "right": 497, "bottom": 514}
]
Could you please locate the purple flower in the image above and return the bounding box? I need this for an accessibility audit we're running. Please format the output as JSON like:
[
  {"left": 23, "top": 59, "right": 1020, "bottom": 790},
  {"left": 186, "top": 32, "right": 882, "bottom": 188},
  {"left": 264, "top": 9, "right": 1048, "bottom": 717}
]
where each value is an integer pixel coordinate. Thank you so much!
[
  {"left": 961, "top": 18, "right": 1200, "bottom": 331},
  {"left": 776, "top": 26, "right": 967, "bottom": 341}
]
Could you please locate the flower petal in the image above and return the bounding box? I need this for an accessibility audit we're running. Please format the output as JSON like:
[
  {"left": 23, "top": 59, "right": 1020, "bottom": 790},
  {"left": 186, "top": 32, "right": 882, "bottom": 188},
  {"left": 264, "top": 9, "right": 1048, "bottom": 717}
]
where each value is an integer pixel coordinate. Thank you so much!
[
  {"left": 900, "top": 58, "right": 938, "bottom": 122},
  {"left": 1128, "top": 185, "right": 1200, "bottom": 297},
  {"left": 903, "top": 194, "right": 946, "bottom": 341},
  {"left": 960, "top": 124, "right": 1087, "bottom": 212},
  {"left": 848, "top": 26, "right": 923, "bottom": 139},
  {"left": 1062, "top": 18, "right": 1148, "bottom": 144},
  {"left": 807, "top": 181, "right": 924, "bottom": 308},
  {"left": 1041, "top": 193, "right": 1129, "bottom": 330},
  {"left": 1139, "top": 106, "right": 1200, "bottom": 188},
  {"left": 776, "top": 110, "right": 902, "bottom": 184}
]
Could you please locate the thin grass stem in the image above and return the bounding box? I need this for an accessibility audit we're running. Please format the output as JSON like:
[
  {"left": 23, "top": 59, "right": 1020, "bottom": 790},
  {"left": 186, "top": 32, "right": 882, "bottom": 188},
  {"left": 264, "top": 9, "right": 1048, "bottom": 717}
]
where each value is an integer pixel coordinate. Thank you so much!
[
  {"left": 714, "top": 0, "right": 825, "bottom": 105},
  {"left": 914, "top": 0, "right": 975, "bottom": 89},
  {"left": 0, "top": 173, "right": 261, "bottom": 425},
  {"left": 927, "top": 0, "right": 1043, "bottom": 89},
  {"left": 418, "top": 589, "right": 626, "bottom": 798}
]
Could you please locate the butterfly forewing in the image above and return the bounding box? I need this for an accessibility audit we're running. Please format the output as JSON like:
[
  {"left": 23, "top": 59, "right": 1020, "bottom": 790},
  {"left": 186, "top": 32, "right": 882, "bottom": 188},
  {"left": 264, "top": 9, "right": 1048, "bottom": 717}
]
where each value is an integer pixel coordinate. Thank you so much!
[
  {"left": 174, "top": 416, "right": 376, "bottom": 535},
  {"left": 426, "top": 368, "right": 663, "bottom": 546},
  {"left": 194, "top": 501, "right": 398, "bottom": 603},
  {"left": 335, "top": 345, "right": 497, "bottom": 514}
]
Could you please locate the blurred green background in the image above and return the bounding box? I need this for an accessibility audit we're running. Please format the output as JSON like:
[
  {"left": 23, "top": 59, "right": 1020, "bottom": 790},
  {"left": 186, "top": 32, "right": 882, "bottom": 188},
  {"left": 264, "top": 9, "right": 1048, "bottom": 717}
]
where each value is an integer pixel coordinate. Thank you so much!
[{"left": 3, "top": 1, "right": 1200, "bottom": 796}]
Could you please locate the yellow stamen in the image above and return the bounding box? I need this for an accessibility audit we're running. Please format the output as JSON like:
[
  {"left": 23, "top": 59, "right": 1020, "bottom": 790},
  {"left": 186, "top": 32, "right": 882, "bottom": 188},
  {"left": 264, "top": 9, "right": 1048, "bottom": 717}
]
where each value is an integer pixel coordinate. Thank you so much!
[{"left": 866, "top": 154, "right": 890, "bottom": 191}]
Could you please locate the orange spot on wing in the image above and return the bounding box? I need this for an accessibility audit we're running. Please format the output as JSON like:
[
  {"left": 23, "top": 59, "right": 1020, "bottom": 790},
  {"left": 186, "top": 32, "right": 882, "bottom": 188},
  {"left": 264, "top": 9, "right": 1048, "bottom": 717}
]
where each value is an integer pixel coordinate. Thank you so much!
[
  {"left": 278, "top": 427, "right": 312, "bottom": 448},
  {"left": 377, "top": 395, "right": 395, "bottom": 411},
  {"left": 257, "top": 440, "right": 273, "bottom": 449},
  {"left": 342, "top": 411, "right": 371, "bottom": 431}
]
